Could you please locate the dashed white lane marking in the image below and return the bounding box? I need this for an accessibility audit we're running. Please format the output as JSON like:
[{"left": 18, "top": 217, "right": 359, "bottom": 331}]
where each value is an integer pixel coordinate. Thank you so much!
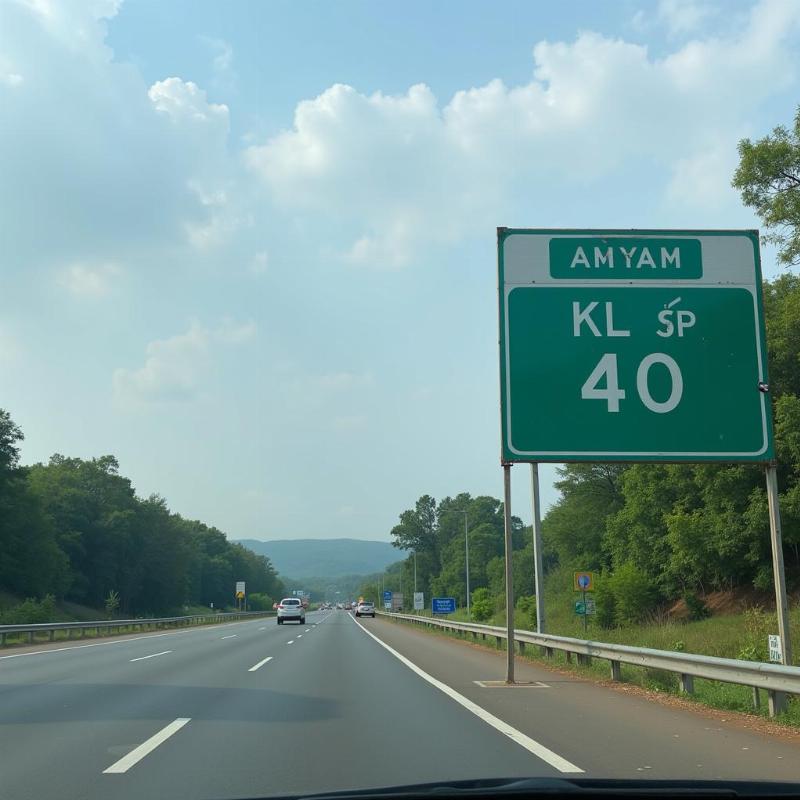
[
  {"left": 103, "top": 718, "right": 191, "bottom": 774},
  {"left": 350, "top": 615, "right": 583, "bottom": 774},
  {"left": 220, "top": 635, "right": 238, "bottom": 640},
  {"left": 297, "top": 634, "right": 303, "bottom": 638},
  {"left": 287, "top": 640, "right": 294, "bottom": 645},
  {"left": 248, "top": 656, "right": 273, "bottom": 672},
  {"left": 259, "top": 627, "right": 266, "bottom": 631},
  {"left": 305, "top": 629, "right": 310, "bottom": 632},
  {"left": 129, "top": 650, "right": 172, "bottom": 663}
]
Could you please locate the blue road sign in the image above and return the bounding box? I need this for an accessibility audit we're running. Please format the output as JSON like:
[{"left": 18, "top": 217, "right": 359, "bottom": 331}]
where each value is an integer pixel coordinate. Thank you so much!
[
  {"left": 382, "top": 590, "right": 392, "bottom": 602},
  {"left": 432, "top": 597, "right": 456, "bottom": 615},
  {"left": 578, "top": 574, "right": 590, "bottom": 589}
]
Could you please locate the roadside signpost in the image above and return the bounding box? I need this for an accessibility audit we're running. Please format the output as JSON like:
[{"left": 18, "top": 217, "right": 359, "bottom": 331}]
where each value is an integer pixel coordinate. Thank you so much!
[
  {"left": 575, "top": 598, "right": 596, "bottom": 616},
  {"left": 383, "top": 590, "right": 392, "bottom": 611},
  {"left": 573, "top": 572, "right": 595, "bottom": 631},
  {"left": 235, "top": 581, "right": 246, "bottom": 611},
  {"left": 498, "top": 229, "right": 789, "bottom": 684},
  {"left": 414, "top": 592, "right": 424, "bottom": 611},
  {"left": 432, "top": 597, "right": 456, "bottom": 615}
]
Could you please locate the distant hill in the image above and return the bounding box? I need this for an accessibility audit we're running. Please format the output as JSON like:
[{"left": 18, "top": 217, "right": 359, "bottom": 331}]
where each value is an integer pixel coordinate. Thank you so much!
[{"left": 235, "top": 538, "right": 404, "bottom": 580}]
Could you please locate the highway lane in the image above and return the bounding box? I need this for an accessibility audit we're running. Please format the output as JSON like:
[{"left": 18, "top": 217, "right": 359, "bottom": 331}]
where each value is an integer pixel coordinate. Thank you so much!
[{"left": 1, "top": 608, "right": 799, "bottom": 800}]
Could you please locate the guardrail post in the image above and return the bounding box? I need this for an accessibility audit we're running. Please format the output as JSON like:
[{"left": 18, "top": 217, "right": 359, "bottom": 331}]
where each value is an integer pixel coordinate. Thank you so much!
[
  {"left": 519, "top": 641, "right": 526, "bottom": 655},
  {"left": 768, "top": 690, "right": 787, "bottom": 717},
  {"left": 49, "top": 630, "right": 55, "bottom": 642},
  {"left": 610, "top": 660, "right": 622, "bottom": 681},
  {"left": 752, "top": 687, "right": 761, "bottom": 711},
  {"left": 576, "top": 654, "right": 590, "bottom": 666},
  {"left": 1, "top": 632, "right": 5, "bottom": 646},
  {"left": 544, "top": 646, "right": 554, "bottom": 659},
  {"left": 495, "top": 636, "right": 502, "bottom": 648},
  {"left": 565, "top": 652, "right": 572, "bottom": 664},
  {"left": 679, "top": 674, "right": 695, "bottom": 694},
  {"left": 28, "top": 631, "right": 33, "bottom": 644}
]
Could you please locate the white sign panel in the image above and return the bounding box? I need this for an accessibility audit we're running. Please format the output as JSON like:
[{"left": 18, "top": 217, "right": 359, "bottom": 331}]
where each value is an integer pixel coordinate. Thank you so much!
[
  {"left": 414, "top": 592, "right": 424, "bottom": 610},
  {"left": 235, "top": 581, "right": 245, "bottom": 595},
  {"left": 768, "top": 634, "right": 783, "bottom": 663}
]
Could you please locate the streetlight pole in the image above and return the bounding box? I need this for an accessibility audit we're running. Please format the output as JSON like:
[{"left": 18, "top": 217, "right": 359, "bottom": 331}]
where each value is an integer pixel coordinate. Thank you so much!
[
  {"left": 414, "top": 551, "right": 417, "bottom": 594},
  {"left": 463, "top": 511, "right": 470, "bottom": 620}
]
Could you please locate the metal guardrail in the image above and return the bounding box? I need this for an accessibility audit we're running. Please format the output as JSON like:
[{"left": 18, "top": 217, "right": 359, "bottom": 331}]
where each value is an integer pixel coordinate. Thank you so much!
[
  {"left": 379, "top": 611, "right": 800, "bottom": 717},
  {"left": 0, "top": 610, "right": 274, "bottom": 646}
]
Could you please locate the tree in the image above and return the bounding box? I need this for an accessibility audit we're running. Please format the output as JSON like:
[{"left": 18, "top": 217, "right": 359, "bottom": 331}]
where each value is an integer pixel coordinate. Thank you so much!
[{"left": 733, "top": 107, "right": 800, "bottom": 266}]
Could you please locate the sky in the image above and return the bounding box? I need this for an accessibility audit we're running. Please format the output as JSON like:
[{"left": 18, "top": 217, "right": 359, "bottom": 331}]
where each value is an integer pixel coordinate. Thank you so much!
[{"left": 1, "top": 0, "right": 799, "bottom": 541}]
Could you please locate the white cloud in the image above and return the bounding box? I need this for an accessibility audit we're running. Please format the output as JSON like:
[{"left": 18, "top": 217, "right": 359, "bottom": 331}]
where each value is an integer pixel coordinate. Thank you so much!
[
  {"left": 199, "top": 35, "right": 236, "bottom": 91},
  {"left": 148, "top": 77, "right": 229, "bottom": 131},
  {"left": 658, "top": 0, "right": 718, "bottom": 36},
  {"left": 58, "top": 263, "right": 122, "bottom": 298},
  {"left": 113, "top": 320, "right": 257, "bottom": 404},
  {"left": 245, "top": 0, "right": 800, "bottom": 266}
]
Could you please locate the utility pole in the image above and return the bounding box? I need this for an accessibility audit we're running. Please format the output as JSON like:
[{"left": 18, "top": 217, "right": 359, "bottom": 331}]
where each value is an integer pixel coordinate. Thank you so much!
[{"left": 463, "top": 511, "right": 471, "bottom": 619}]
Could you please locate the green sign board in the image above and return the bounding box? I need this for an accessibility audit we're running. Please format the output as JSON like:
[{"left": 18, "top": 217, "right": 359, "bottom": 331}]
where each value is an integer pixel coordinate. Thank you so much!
[{"left": 498, "top": 229, "right": 773, "bottom": 463}]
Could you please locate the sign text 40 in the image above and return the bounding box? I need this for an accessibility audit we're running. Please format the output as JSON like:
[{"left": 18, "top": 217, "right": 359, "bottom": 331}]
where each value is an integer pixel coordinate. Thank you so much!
[{"left": 581, "top": 352, "right": 683, "bottom": 414}]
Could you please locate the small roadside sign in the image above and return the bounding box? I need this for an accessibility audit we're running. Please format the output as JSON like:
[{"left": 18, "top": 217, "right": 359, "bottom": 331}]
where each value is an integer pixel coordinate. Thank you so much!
[
  {"left": 383, "top": 590, "right": 392, "bottom": 611},
  {"left": 575, "top": 598, "right": 596, "bottom": 615},
  {"left": 573, "top": 572, "right": 594, "bottom": 592},
  {"left": 236, "top": 591, "right": 245, "bottom": 600},
  {"left": 432, "top": 597, "right": 456, "bottom": 615},
  {"left": 236, "top": 581, "right": 245, "bottom": 595},
  {"left": 769, "top": 634, "right": 783, "bottom": 663},
  {"left": 414, "top": 592, "right": 424, "bottom": 610}
]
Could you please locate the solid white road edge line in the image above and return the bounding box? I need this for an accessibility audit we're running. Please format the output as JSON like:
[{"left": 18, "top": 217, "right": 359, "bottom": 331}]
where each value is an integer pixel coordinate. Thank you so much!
[
  {"left": 129, "top": 650, "right": 172, "bottom": 662},
  {"left": 103, "top": 718, "right": 191, "bottom": 774},
  {"left": 248, "top": 656, "right": 273, "bottom": 672},
  {"left": 350, "top": 615, "right": 583, "bottom": 774}
]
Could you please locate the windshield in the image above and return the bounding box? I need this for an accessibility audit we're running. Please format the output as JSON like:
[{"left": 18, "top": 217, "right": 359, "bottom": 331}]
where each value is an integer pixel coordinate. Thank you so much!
[{"left": 2, "top": 1, "right": 800, "bottom": 799}]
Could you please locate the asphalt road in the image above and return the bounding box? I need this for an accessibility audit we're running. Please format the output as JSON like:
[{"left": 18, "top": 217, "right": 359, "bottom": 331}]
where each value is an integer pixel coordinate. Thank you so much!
[{"left": 1, "top": 609, "right": 799, "bottom": 800}]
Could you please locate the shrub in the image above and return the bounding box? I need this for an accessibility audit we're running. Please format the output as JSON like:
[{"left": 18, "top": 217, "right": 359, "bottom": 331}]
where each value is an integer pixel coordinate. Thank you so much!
[
  {"left": 608, "top": 563, "right": 656, "bottom": 626},
  {"left": 683, "top": 591, "right": 710, "bottom": 621},
  {"left": 593, "top": 576, "right": 617, "bottom": 629},
  {"left": 516, "top": 595, "right": 537, "bottom": 630},
  {"left": 248, "top": 593, "right": 274, "bottom": 611},
  {"left": 471, "top": 587, "right": 493, "bottom": 622},
  {"left": 1, "top": 595, "right": 58, "bottom": 624}
]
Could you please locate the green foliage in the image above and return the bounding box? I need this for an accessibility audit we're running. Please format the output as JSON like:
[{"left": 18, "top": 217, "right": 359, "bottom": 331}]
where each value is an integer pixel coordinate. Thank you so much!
[
  {"left": 738, "top": 606, "right": 771, "bottom": 662},
  {"left": 607, "top": 563, "right": 656, "bottom": 626},
  {"left": 247, "top": 593, "right": 274, "bottom": 611},
  {"left": 593, "top": 575, "right": 617, "bottom": 629},
  {"left": 0, "top": 411, "right": 285, "bottom": 618},
  {"left": 733, "top": 107, "right": 800, "bottom": 267},
  {"left": 471, "top": 587, "right": 493, "bottom": 622},
  {"left": 515, "top": 595, "right": 537, "bottom": 630},
  {"left": 683, "top": 592, "right": 710, "bottom": 622},
  {"left": 1, "top": 595, "right": 58, "bottom": 624},
  {"left": 104, "top": 590, "right": 120, "bottom": 618}
]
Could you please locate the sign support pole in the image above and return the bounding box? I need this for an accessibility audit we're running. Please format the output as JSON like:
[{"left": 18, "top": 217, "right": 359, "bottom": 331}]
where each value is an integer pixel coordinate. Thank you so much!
[
  {"left": 502, "top": 463, "right": 515, "bottom": 684},
  {"left": 530, "top": 463, "right": 546, "bottom": 633},
  {"left": 765, "top": 464, "right": 792, "bottom": 667}
]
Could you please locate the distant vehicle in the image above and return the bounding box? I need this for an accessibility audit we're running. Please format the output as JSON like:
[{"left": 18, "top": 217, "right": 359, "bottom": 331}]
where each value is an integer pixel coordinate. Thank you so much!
[
  {"left": 277, "top": 598, "right": 306, "bottom": 625},
  {"left": 355, "top": 601, "right": 375, "bottom": 618}
]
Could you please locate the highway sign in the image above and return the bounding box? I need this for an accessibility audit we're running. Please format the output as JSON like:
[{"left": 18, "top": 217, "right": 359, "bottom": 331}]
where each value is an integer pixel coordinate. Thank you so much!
[
  {"left": 498, "top": 229, "right": 773, "bottom": 462},
  {"left": 235, "top": 581, "right": 245, "bottom": 595},
  {"left": 769, "top": 634, "right": 783, "bottom": 663},
  {"left": 236, "top": 591, "right": 245, "bottom": 600},
  {"left": 573, "top": 571, "right": 594, "bottom": 592},
  {"left": 575, "top": 598, "right": 596, "bottom": 615},
  {"left": 414, "top": 592, "right": 424, "bottom": 610},
  {"left": 432, "top": 597, "right": 456, "bottom": 615},
  {"left": 383, "top": 590, "right": 392, "bottom": 611}
]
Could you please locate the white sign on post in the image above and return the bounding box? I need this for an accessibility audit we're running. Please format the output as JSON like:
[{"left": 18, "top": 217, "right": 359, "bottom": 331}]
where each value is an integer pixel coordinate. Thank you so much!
[
  {"left": 769, "top": 634, "right": 783, "bottom": 663},
  {"left": 236, "top": 581, "right": 245, "bottom": 595},
  {"left": 414, "top": 592, "right": 424, "bottom": 610}
]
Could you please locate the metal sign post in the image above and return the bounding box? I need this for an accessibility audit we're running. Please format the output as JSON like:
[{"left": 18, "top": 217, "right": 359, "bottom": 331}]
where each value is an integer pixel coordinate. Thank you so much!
[
  {"left": 502, "top": 463, "right": 515, "bottom": 684},
  {"left": 766, "top": 464, "right": 792, "bottom": 668},
  {"left": 530, "top": 463, "right": 546, "bottom": 633}
]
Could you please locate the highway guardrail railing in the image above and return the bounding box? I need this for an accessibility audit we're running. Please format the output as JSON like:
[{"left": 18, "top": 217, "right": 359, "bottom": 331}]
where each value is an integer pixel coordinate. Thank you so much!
[
  {"left": 0, "top": 610, "right": 274, "bottom": 647},
  {"left": 378, "top": 611, "right": 800, "bottom": 717}
]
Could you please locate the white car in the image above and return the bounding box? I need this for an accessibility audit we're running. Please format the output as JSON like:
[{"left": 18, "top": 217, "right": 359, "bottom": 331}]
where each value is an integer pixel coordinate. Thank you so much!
[
  {"left": 355, "top": 601, "right": 375, "bottom": 618},
  {"left": 277, "top": 598, "right": 306, "bottom": 625}
]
